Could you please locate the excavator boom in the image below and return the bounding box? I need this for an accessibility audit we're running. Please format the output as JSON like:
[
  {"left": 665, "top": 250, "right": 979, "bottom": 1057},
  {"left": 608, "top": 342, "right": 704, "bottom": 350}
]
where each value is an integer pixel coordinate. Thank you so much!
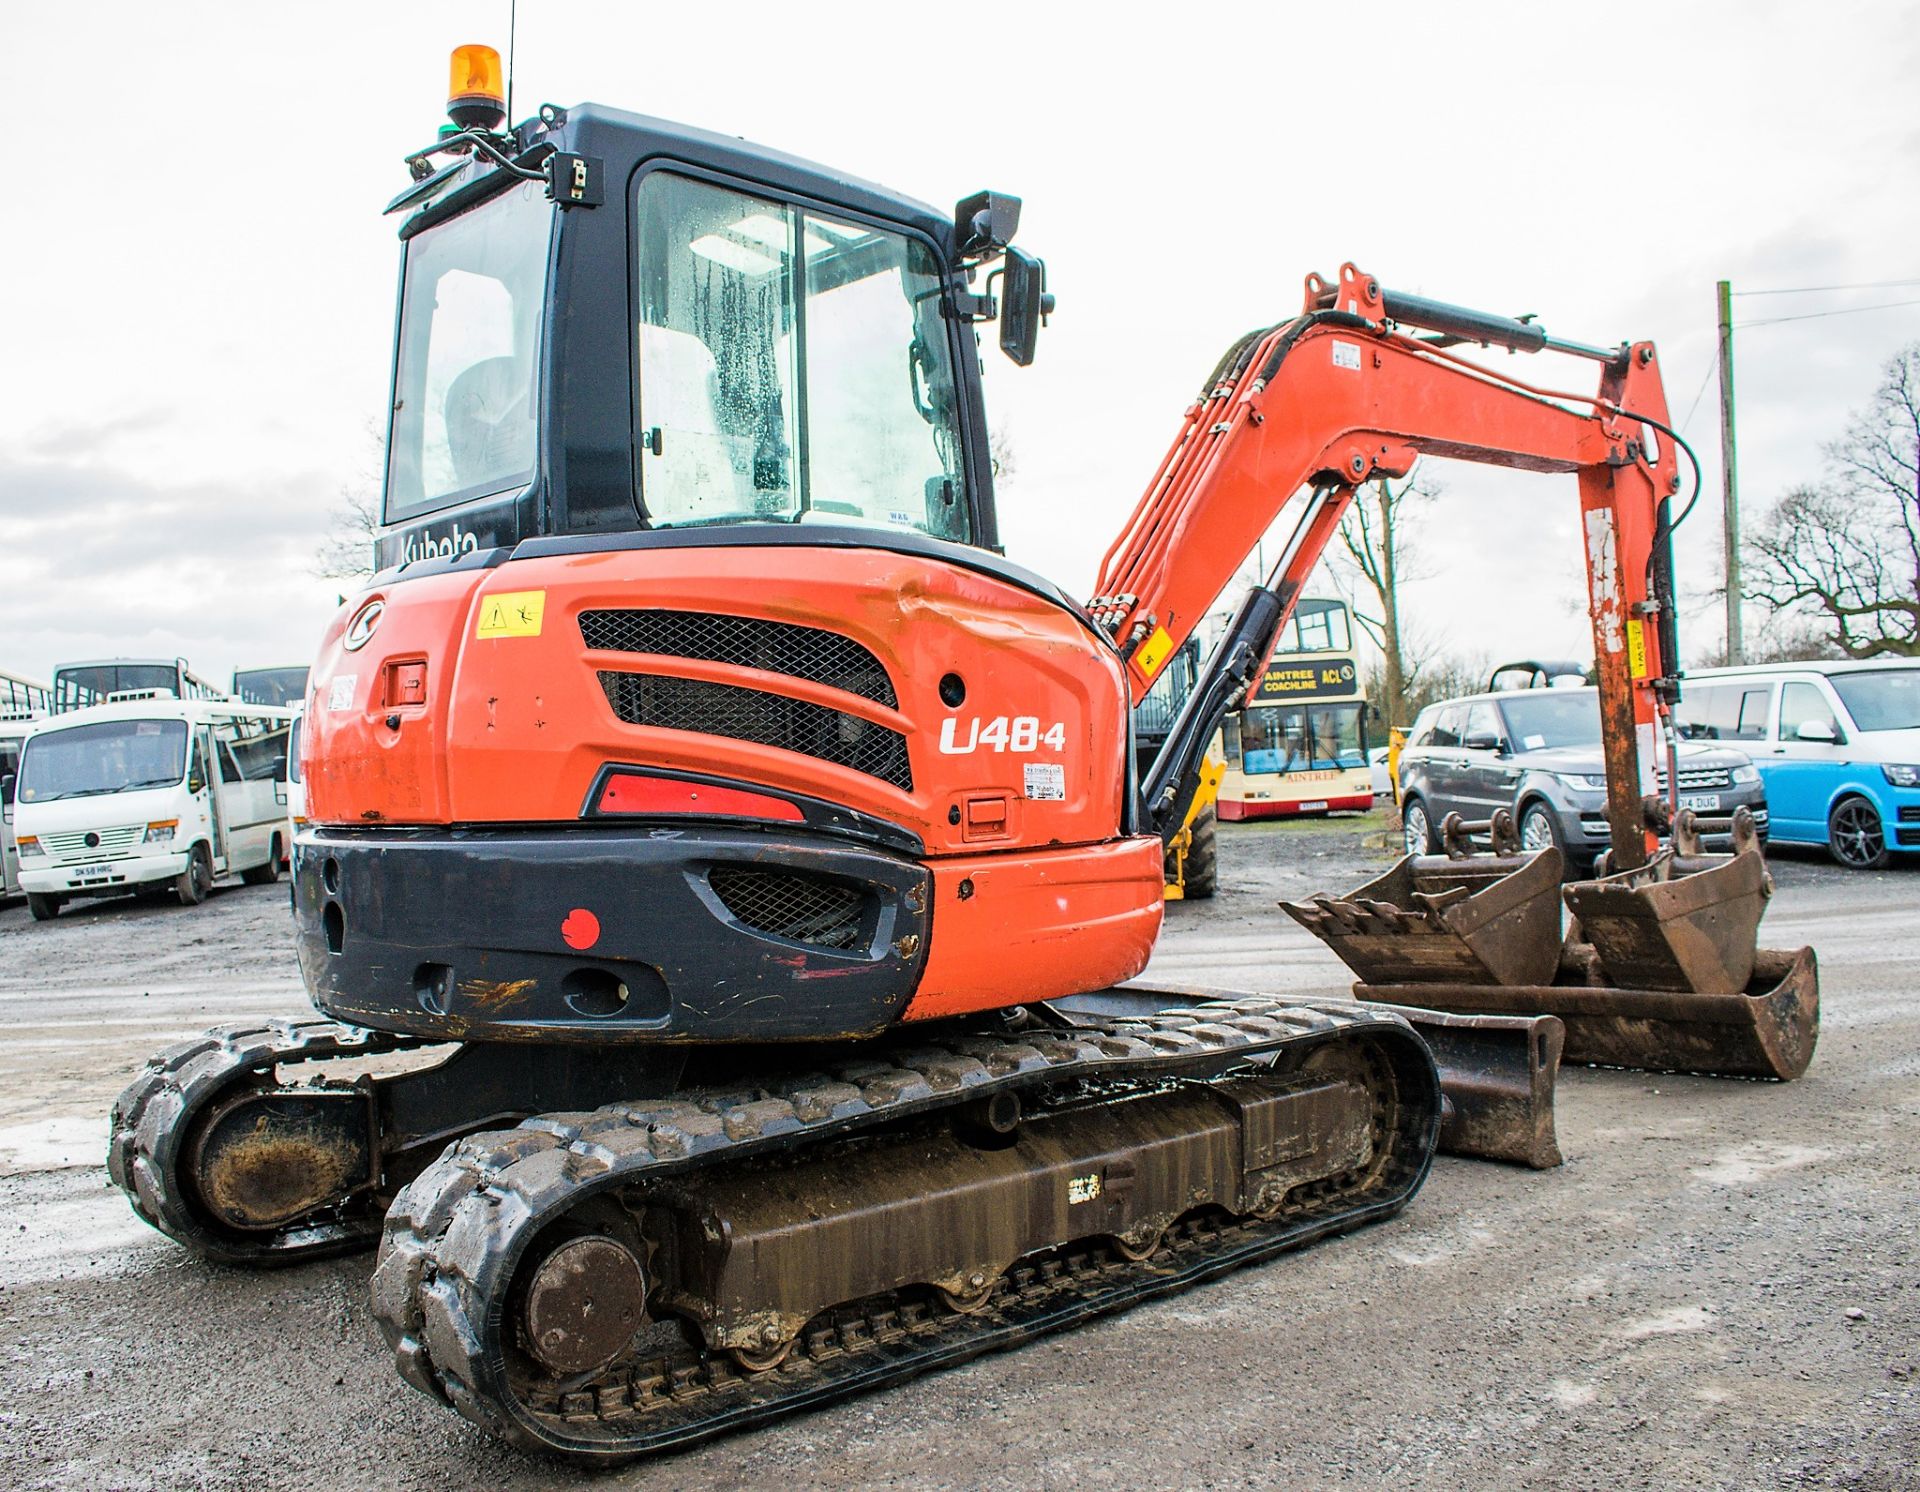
[{"left": 1100, "top": 264, "right": 1683, "bottom": 870}]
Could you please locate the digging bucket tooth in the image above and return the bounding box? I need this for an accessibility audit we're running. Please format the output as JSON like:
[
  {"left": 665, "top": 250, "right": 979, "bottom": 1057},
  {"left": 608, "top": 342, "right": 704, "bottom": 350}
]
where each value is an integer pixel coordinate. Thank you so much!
[
  {"left": 1279, "top": 809, "right": 1566, "bottom": 988},
  {"left": 1561, "top": 807, "right": 1771, "bottom": 996}
]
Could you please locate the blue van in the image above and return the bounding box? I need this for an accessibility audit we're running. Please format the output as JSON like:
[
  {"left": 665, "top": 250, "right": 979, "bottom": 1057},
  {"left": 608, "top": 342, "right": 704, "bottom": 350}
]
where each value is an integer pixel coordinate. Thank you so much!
[{"left": 1676, "top": 660, "right": 1920, "bottom": 868}]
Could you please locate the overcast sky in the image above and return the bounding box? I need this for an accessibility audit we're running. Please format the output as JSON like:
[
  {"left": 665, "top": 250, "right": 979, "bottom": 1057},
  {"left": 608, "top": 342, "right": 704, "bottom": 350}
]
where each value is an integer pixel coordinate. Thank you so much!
[{"left": 3, "top": 1, "right": 1916, "bottom": 687}]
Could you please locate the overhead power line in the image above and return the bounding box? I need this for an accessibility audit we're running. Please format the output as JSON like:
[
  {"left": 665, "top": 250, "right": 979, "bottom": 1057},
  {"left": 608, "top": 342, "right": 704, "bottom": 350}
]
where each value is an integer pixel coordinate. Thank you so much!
[
  {"left": 1678, "top": 357, "right": 1717, "bottom": 435},
  {"left": 1736, "top": 297, "right": 1920, "bottom": 329},
  {"left": 1732, "top": 277, "right": 1920, "bottom": 297}
]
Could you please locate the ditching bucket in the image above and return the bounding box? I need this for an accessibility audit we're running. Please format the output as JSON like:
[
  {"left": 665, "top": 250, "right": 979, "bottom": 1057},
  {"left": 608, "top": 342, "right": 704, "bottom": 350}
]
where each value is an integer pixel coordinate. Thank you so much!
[
  {"left": 1561, "top": 808, "right": 1771, "bottom": 995},
  {"left": 1047, "top": 984, "right": 1566, "bottom": 1169},
  {"left": 1279, "top": 809, "right": 1565, "bottom": 988},
  {"left": 1352, "top": 944, "right": 1818, "bottom": 1081}
]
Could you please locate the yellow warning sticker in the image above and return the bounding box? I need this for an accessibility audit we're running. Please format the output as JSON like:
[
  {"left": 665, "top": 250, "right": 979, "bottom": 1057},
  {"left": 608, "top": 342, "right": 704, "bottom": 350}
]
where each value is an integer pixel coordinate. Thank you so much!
[
  {"left": 1626, "top": 618, "right": 1648, "bottom": 679},
  {"left": 476, "top": 590, "right": 547, "bottom": 639},
  {"left": 1135, "top": 626, "right": 1175, "bottom": 680}
]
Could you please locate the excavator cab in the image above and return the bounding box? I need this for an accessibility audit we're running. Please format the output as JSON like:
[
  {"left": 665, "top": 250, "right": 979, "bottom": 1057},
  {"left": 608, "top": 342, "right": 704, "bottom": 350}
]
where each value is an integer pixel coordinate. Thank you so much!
[{"left": 377, "top": 103, "right": 1028, "bottom": 571}]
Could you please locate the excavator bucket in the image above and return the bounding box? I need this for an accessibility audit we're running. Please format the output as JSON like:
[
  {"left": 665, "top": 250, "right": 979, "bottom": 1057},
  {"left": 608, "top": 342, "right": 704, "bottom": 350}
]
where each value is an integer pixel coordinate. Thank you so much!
[
  {"left": 1354, "top": 944, "right": 1818, "bottom": 1082},
  {"left": 1279, "top": 810, "right": 1566, "bottom": 989},
  {"left": 1288, "top": 807, "right": 1818, "bottom": 1081},
  {"left": 1560, "top": 809, "right": 1770, "bottom": 995},
  {"left": 1048, "top": 984, "right": 1565, "bottom": 1168}
]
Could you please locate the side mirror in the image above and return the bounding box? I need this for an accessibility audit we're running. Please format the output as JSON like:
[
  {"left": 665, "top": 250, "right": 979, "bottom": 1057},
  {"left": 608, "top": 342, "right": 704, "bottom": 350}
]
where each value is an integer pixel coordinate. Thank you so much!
[
  {"left": 1463, "top": 730, "right": 1502, "bottom": 752},
  {"left": 997, "top": 246, "right": 1053, "bottom": 367},
  {"left": 188, "top": 774, "right": 205, "bottom": 795},
  {"left": 1795, "top": 718, "right": 1839, "bottom": 744},
  {"left": 0, "top": 772, "right": 13, "bottom": 809}
]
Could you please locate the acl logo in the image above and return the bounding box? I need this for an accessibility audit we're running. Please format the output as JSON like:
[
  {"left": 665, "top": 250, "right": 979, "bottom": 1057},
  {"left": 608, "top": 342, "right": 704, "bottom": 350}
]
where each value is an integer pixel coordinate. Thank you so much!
[{"left": 938, "top": 716, "right": 1068, "bottom": 754}]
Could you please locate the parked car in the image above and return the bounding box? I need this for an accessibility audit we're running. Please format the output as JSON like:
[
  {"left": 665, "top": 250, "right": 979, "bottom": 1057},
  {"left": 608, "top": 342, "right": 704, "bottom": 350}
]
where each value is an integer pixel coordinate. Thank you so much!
[
  {"left": 1674, "top": 659, "right": 1920, "bottom": 869},
  {"left": 1397, "top": 686, "right": 1767, "bottom": 875},
  {"left": 1368, "top": 745, "right": 1393, "bottom": 800}
]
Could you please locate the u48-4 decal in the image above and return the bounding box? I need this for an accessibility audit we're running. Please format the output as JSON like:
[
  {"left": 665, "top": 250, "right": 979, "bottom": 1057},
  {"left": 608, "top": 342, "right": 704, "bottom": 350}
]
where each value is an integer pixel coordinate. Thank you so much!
[{"left": 938, "top": 716, "right": 1067, "bottom": 754}]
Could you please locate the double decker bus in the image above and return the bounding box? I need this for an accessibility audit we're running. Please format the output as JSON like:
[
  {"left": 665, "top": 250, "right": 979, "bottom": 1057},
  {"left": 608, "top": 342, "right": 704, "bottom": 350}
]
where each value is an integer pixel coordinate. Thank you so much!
[
  {"left": 1217, "top": 597, "right": 1373, "bottom": 820},
  {"left": 49, "top": 658, "right": 226, "bottom": 713}
]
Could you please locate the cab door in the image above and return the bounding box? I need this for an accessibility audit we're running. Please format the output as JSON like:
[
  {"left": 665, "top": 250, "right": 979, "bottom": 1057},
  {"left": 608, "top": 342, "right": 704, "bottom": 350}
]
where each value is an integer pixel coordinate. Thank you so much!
[
  {"left": 1455, "top": 700, "right": 1518, "bottom": 819},
  {"left": 1, "top": 741, "right": 19, "bottom": 895},
  {"left": 190, "top": 730, "right": 228, "bottom": 869},
  {"left": 1765, "top": 679, "right": 1847, "bottom": 838}
]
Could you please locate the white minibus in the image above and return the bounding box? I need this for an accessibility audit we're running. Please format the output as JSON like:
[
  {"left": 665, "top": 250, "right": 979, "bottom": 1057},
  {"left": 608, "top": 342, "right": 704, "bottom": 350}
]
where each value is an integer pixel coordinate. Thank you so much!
[
  {"left": 1, "top": 669, "right": 57, "bottom": 900},
  {"left": 12, "top": 697, "right": 294, "bottom": 919}
]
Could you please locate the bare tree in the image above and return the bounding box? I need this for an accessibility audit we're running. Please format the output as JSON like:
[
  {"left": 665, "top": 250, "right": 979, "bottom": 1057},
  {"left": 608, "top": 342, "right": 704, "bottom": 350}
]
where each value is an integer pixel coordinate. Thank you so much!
[
  {"left": 1337, "top": 468, "right": 1439, "bottom": 726},
  {"left": 313, "top": 419, "right": 387, "bottom": 585},
  {"left": 313, "top": 487, "right": 380, "bottom": 584},
  {"left": 1745, "top": 343, "right": 1920, "bottom": 658}
]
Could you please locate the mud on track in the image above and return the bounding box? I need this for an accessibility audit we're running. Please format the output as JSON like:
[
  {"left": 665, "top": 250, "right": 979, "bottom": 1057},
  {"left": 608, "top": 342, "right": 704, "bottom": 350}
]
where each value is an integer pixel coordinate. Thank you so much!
[{"left": 1, "top": 814, "right": 1915, "bottom": 1490}]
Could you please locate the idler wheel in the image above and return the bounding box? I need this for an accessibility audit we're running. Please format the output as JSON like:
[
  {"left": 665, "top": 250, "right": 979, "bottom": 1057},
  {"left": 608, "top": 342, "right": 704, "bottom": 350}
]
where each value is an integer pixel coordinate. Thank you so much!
[{"left": 522, "top": 1234, "right": 647, "bottom": 1377}]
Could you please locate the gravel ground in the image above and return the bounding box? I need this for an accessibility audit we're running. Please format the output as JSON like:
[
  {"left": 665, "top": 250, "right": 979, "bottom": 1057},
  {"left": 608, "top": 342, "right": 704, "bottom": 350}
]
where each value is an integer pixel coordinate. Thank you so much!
[{"left": 0, "top": 812, "right": 1915, "bottom": 1491}]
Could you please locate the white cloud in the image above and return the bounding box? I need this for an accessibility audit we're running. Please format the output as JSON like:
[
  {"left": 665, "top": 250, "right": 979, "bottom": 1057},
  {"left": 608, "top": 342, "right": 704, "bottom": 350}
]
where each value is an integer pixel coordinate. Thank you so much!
[{"left": 3, "top": 1, "right": 1916, "bottom": 682}]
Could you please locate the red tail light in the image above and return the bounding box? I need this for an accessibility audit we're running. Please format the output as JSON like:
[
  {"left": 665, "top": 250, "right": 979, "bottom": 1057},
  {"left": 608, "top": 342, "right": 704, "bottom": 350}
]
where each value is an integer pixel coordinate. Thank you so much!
[{"left": 594, "top": 772, "right": 806, "bottom": 823}]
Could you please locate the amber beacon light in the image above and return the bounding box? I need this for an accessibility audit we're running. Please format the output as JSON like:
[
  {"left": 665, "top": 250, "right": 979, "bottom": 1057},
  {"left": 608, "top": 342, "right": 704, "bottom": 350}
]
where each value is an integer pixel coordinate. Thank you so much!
[{"left": 447, "top": 44, "right": 506, "bottom": 131}]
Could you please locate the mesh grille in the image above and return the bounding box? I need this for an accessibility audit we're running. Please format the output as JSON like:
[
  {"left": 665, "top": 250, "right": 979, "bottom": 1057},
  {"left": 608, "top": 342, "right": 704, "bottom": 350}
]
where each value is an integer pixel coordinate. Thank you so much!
[
  {"left": 1656, "top": 766, "right": 1734, "bottom": 791},
  {"left": 597, "top": 671, "right": 913, "bottom": 790},
  {"left": 580, "top": 610, "right": 898, "bottom": 708},
  {"left": 708, "top": 866, "right": 867, "bottom": 950}
]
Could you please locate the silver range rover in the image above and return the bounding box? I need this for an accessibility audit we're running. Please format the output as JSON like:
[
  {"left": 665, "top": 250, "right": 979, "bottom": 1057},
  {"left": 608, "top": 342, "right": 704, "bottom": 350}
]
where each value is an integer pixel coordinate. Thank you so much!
[{"left": 1397, "top": 685, "right": 1768, "bottom": 876}]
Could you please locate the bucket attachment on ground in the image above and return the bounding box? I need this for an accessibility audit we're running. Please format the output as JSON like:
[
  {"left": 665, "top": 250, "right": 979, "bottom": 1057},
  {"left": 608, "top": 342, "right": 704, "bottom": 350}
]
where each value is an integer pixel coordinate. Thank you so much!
[
  {"left": 1351, "top": 944, "right": 1818, "bottom": 1081},
  {"left": 1561, "top": 808, "right": 1772, "bottom": 996},
  {"left": 1046, "top": 983, "right": 1565, "bottom": 1168},
  {"left": 1371, "top": 1002, "right": 1564, "bottom": 1169},
  {"left": 1279, "top": 809, "right": 1565, "bottom": 988}
]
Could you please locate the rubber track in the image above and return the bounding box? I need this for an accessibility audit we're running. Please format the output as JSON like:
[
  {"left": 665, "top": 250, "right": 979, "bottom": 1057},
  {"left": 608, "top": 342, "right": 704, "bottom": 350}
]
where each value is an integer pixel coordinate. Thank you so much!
[
  {"left": 107, "top": 1019, "right": 431, "bottom": 1265},
  {"left": 371, "top": 996, "right": 1438, "bottom": 1461}
]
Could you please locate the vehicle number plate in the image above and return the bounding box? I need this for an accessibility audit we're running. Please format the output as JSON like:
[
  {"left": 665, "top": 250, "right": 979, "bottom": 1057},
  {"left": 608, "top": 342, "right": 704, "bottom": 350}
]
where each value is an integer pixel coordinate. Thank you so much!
[
  {"left": 1299, "top": 801, "right": 1329, "bottom": 812},
  {"left": 1679, "top": 793, "right": 1721, "bottom": 812},
  {"left": 69, "top": 862, "right": 112, "bottom": 880}
]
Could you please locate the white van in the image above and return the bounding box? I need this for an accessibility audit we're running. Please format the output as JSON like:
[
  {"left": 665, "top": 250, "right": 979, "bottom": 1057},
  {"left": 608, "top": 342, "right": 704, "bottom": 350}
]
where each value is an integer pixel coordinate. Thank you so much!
[
  {"left": 1677, "top": 659, "right": 1920, "bottom": 868},
  {"left": 12, "top": 697, "right": 295, "bottom": 919},
  {"left": 1, "top": 669, "right": 56, "bottom": 901},
  {"left": 1, "top": 719, "right": 34, "bottom": 901}
]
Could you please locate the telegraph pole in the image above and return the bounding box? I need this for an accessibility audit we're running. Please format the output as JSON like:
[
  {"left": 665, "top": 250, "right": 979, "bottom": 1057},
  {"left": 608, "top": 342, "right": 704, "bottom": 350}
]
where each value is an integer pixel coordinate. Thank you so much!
[{"left": 1717, "top": 280, "right": 1744, "bottom": 664}]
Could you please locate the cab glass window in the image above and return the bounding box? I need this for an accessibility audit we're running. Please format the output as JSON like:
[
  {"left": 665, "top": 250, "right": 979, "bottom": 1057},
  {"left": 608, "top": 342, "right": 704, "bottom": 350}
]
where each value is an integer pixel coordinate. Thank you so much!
[
  {"left": 1274, "top": 599, "right": 1352, "bottom": 654},
  {"left": 387, "top": 182, "right": 552, "bottom": 522},
  {"left": 1462, "top": 702, "right": 1503, "bottom": 748},
  {"left": 1734, "top": 687, "right": 1771, "bottom": 740},
  {"left": 633, "top": 173, "right": 969, "bottom": 541},
  {"left": 1780, "top": 681, "right": 1838, "bottom": 740},
  {"left": 1830, "top": 668, "right": 1920, "bottom": 732},
  {"left": 1428, "top": 706, "right": 1464, "bottom": 749}
]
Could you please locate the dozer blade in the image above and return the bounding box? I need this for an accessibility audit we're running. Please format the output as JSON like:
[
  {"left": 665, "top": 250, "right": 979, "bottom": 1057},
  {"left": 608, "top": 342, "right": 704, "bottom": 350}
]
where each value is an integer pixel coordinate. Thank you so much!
[
  {"left": 1279, "top": 809, "right": 1566, "bottom": 988},
  {"left": 1353, "top": 944, "right": 1819, "bottom": 1081},
  {"left": 1561, "top": 807, "right": 1771, "bottom": 995},
  {"left": 1051, "top": 984, "right": 1564, "bottom": 1168}
]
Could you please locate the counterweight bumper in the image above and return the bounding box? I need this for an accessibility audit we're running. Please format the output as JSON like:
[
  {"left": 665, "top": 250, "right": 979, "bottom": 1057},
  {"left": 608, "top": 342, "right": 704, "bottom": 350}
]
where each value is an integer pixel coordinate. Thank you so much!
[{"left": 293, "top": 825, "right": 932, "bottom": 1043}]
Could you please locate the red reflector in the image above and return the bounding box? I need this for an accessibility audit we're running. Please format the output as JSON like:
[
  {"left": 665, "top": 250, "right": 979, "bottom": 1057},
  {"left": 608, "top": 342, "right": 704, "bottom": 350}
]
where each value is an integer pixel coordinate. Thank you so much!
[{"left": 596, "top": 773, "right": 806, "bottom": 823}]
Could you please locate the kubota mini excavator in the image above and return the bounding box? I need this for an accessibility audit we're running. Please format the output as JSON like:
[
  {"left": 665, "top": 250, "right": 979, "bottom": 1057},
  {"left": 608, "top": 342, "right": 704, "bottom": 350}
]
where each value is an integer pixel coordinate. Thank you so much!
[{"left": 111, "top": 47, "right": 1706, "bottom": 1460}]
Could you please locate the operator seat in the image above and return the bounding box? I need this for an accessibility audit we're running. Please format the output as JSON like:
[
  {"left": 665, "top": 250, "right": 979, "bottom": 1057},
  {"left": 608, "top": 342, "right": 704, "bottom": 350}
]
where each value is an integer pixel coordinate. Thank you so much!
[{"left": 444, "top": 356, "right": 533, "bottom": 487}]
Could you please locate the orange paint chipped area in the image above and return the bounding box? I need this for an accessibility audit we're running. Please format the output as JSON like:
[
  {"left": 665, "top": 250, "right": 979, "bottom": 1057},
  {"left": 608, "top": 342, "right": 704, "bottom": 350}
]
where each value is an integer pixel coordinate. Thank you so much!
[
  {"left": 458, "top": 978, "right": 539, "bottom": 1008},
  {"left": 903, "top": 837, "right": 1165, "bottom": 1021}
]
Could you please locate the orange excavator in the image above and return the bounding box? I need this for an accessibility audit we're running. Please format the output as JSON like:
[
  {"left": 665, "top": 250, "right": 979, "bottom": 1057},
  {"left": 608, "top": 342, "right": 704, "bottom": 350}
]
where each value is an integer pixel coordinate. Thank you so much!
[{"left": 111, "top": 47, "right": 1707, "bottom": 1460}]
